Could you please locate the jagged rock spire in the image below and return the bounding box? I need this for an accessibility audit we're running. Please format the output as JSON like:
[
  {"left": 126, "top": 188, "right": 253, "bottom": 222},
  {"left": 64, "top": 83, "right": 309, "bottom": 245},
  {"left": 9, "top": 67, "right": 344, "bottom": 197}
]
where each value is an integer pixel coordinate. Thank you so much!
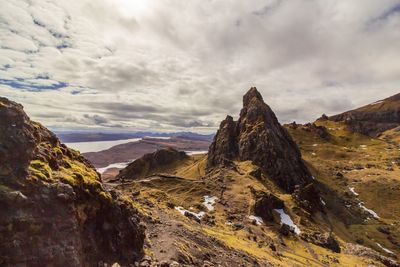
[{"left": 207, "top": 87, "right": 313, "bottom": 193}]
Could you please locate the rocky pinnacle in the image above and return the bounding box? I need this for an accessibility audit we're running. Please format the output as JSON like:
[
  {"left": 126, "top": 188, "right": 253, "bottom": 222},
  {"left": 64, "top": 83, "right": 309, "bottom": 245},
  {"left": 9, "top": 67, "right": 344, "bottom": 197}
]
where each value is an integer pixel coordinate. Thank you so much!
[{"left": 207, "top": 87, "right": 313, "bottom": 192}]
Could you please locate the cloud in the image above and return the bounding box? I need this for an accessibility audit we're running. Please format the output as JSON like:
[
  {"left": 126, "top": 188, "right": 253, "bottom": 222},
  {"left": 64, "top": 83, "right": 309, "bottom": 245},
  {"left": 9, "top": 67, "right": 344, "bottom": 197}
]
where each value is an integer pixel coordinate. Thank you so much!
[{"left": 0, "top": 0, "right": 400, "bottom": 133}]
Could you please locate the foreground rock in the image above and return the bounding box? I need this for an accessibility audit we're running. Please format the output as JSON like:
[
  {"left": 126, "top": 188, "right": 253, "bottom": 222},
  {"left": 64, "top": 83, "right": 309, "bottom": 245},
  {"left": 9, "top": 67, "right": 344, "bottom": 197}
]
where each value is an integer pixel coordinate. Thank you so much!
[
  {"left": 208, "top": 87, "right": 314, "bottom": 193},
  {"left": 0, "top": 97, "right": 145, "bottom": 266}
]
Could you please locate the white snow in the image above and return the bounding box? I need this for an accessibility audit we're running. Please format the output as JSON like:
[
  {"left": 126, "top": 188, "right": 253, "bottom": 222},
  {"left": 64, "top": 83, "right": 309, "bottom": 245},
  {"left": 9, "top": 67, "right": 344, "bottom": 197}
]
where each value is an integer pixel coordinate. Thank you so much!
[
  {"left": 358, "top": 202, "right": 380, "bottom": 219},
  {"left": 320, "top": 198, "right": 326, "bottom": 206},
  {"left": 349, "top": 187, "right": 359, "bottom": 196},
  {"left": 312, "top": 144, "right": 318, "bottom": 147},
  {"left": 248, "top": 215, "right": 264, "bottom": 225},
  {"left": 185, "top": 150, "right": 208, "bottom": 155},
  {"left": 376, "top": 243, "right": 394, "bottom": 254},
  {"left": 203, "top": 196, "right": 218, "bottom": 211},
  {"left": 274, "top": 209, "right": 301, "bottom": 234},
  {"left": 175, "top": 206, "right": 205, "bottom": 220},
  {"left": 311, "top": 152, "right": 316, "bottom": 156},
  {"left": 311, "top": 176, "right": 316, "bottom": 180},
  {"left": 97, "top": 160, "right": 134, "bottom": 174}
]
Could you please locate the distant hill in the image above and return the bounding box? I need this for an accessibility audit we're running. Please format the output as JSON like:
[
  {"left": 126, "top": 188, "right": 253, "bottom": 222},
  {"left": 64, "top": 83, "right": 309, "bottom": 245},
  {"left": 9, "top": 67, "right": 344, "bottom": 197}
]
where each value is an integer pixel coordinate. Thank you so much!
[
  {"left": 83, "top": 136, "right": 210, "bottom": 168},
  {"left": 56, "top": 131, "right": 214, "bottom": 143},
  {"left": 328, "top": 93, "right": 400, "bottom": 136}
]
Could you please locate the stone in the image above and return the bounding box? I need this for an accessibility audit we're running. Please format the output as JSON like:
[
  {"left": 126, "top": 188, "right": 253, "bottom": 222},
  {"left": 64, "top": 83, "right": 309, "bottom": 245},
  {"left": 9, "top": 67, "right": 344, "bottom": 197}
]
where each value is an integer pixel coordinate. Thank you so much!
[
  {"left": 207, "top": 87, "right": 314, "bottom": 193},
  {"left": 253, "top": 191, "right": 284, "bottom": 221},
  {"left": 0, "top": 97, "right": 145, "bottom": 266}
]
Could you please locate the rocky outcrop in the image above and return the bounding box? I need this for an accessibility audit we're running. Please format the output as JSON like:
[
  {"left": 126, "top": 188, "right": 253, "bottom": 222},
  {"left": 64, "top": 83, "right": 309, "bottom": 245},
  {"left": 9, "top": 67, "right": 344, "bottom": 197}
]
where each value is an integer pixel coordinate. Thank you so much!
[
  {"left": 329, "top": 93, "right": 400, "bottom": 137},
  {"left": 301, "top": 232, "right": 341, "bottom": 253},
  {"left": 117, "top": 147, "right": 189, "bottom": 180},
  {"left": 207, "top": 87, "right": 314, "bottom": 193},
  {"left": 286, "top": 122, "right": 330, "bottom": 140},
  {"left": 252, "top": 190, "right": 284, "bottom": 222},
  {"left": 293, "top": 183, "right": 324, "bottom": 213},
  {"left": 0, "top": 97, "right": 145, "bottom": 266},
  {"left": 207, "top": 116, "right": 238, "bottom": 167}
]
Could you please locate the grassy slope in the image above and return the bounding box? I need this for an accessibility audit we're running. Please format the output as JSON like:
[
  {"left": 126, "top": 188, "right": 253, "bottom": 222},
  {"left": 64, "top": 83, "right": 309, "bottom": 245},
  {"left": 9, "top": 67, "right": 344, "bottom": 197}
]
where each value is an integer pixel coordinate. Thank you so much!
[
  {"left": 288, "top": 120, "right": 400, "bottom": 258},
  {"left": 115, "top": 148, "right": 389, "bottom": 266}
]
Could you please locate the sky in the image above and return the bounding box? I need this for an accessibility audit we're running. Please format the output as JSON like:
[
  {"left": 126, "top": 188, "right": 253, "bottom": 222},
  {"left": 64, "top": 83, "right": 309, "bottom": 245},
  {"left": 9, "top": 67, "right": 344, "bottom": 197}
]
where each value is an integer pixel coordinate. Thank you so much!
[{"left": 0, "top": 0, "right": 399, "bottom": 133}]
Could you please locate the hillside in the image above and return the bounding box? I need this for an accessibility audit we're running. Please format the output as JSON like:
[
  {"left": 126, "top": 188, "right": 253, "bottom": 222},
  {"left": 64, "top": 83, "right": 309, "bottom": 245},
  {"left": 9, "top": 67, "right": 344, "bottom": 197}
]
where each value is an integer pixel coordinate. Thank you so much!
[
  {"left": 83, "top": 136, "right": 210, "bottom": 168},
  {"left": 108, "top": 88, "right": 399, "bottom": 266},
  {"left": 2, "top": 89, "right": 400, "bottom": 266},
  {"left": 329, "top": 93, "right": 400, "bottom": 137}
]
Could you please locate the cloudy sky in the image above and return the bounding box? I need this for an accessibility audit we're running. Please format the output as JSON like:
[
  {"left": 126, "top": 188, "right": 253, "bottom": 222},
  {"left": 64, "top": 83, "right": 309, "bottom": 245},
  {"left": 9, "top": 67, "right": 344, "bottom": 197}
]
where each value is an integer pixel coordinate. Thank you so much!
[{"left": 1, "top": 0, "right": 399, "bottom": 133}]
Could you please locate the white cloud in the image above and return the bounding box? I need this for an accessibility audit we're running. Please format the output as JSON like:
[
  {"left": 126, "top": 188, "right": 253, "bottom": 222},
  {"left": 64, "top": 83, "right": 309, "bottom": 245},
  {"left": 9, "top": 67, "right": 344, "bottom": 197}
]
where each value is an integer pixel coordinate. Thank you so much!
[{"left": 0, "top": 0, "right": 399, "bottom": 133}]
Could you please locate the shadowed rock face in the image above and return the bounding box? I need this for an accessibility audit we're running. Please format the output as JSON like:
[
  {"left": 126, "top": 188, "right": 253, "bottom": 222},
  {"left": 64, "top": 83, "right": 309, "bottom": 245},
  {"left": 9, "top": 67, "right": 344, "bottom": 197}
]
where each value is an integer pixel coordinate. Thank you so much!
[
  {"left": 0, "top": 97, "right": 38, "bottom": 176},
  {"left": 207, "top": 87, "right": 313, "bottom": 193},
  {"left": 207, "top": 115, "right": 238, "bottom": 166},
  {"left": 0, "top": 97, "right": 145, "bottom": 266}
]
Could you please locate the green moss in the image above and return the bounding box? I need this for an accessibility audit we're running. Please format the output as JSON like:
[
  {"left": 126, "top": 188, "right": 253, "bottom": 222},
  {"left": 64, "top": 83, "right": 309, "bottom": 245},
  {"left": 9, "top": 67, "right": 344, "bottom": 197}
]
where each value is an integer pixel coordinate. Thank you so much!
[
  {"left": 99, "top": 191, "right": 112, "bottom": 202},
  {"left": 29, "top": 160, "right": 53, "bottom": 182}
]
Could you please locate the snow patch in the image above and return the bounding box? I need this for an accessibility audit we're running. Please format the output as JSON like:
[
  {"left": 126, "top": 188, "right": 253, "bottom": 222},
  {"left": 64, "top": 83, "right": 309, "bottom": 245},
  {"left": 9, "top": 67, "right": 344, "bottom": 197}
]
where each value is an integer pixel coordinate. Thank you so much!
[
  {"left": 274, "top": 209, "right": 301, "bottom": 235},
  {"left": 311, "top": 152, "right": 316, "bottom": 156},
  {"left": 376, "top": 243, "right": 394, "bottom": 254},
  {"left": 312, "top": 144, "right": 318, "bottom": 147},
  {"left": 320, "top": 198, "right": 326, "bottom": 206},
  {"left": 248, "top": 215, "right": 263, "bottom": 225},
  {"left": 359, "top": 202, "right": 379, "bottom": 219},
  {"left": 349, "top": 187, "right": 359, "bottom": 196},
  {"left": 175, "top": 206, "right": 205, "bottom": 220},
  {"left": 203, "top": 196, "right": 218, "bottom": 211}
]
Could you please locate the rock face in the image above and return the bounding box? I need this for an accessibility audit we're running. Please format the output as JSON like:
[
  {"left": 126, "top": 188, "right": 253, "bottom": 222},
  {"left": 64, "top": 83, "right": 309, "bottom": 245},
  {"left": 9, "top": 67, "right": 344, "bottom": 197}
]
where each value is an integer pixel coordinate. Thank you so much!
[
  {"left": 0, "top": 98, "right": 145, "bottom": 266},
  {"left": 253, "top": 191, "right": 284, "bottom": 222},
  {"left": 207, "top": 115, "right": 238, "bottom": 166},
  {"left": 117, "top": 147, "right": 189, "bottom": 180},
  {"left": 208, "top": 87, "right": 313, "bottom": 192},
  {"left": 329, "top": 93, "right": 400, "bottom": 137}
]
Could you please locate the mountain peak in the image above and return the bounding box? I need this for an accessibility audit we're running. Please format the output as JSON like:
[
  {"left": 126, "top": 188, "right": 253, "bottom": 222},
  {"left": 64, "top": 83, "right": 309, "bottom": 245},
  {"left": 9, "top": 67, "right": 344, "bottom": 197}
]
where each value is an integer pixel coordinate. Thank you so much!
[
  {"left": 243, "top": 87, "right": 263, "bottom": 106},
  {"left": 208, "top": 87, "right": 314, "bottom": 193}
]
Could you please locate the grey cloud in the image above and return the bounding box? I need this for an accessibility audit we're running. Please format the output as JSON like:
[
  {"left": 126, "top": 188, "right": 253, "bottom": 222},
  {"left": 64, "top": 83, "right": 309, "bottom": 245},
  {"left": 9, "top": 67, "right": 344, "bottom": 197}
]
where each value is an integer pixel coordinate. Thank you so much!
[{"left": 1, "top": 0, "right": 400, "bottom": 133}]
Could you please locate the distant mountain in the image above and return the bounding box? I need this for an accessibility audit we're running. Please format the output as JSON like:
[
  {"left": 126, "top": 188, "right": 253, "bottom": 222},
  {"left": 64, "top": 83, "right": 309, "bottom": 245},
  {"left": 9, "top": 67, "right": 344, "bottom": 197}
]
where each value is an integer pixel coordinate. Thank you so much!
[
  {"left": 56, "top": 131, "right": 214, "bottom": 143},
  {"left": 328, "top": 93, "right": 400, "bottom": 136}
]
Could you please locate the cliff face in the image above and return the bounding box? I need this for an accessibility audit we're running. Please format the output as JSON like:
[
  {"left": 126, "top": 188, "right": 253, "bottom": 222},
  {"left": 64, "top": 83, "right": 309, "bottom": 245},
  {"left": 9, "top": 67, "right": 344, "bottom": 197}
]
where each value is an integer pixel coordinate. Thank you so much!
[
  {"left": 207, "top": 88, "right": 313, "bottom": 193},
  {"left": 0, "top": 97, "right": 145, "bottom": 266},
  {"left": 207, "top": 115, "right": 238, "bottom": 166},
  {"left": 329, "top": 93, "right": 400, "bottom": 136}
]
